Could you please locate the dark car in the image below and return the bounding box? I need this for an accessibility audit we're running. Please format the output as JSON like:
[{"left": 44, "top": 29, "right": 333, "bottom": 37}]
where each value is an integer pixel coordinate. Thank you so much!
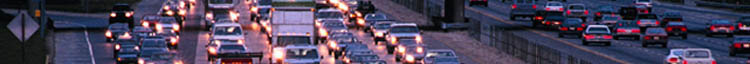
[
  {"left": 110, "top": 3, "right": 135, "bottom": 26},
  {"left": 140, "top": 38, "right": 169, "bottom": 49},
  {"left": 665, "top": 22, "right": 687, "bottom": 39},
  {"left": 558, "top": 18, "right": 585, "bottom": 38},
  {"left": 533, "top": 12, "right": 565, "bottom": 27},
  {"left": 115, "top": 38, "right": 140, "bottom": 54},
  {"left": 660, "top": 12, "right": 683, "bottom": 26},
  {"left": 469, "top": 0, "right": 488, "bottom": 6},
  {"left": 642, "top": 28, "right": 669, "bottom": 48},
  {"left": 116, "top": 47, "right": 139, "bottom": 64},
  {"left": 729, "top": 36, "right": 750, "bottom": 56},
  {"left": 361, "top": 13, "right": 390, "bottom": 28},
  {"left": 613, "top": 20, "right": 642, "bottom": 40},
  {"left": 595, "top": 5, "right": 617, "bottom": 21},
  {"left": 706, "top": 19, "right": 736, "bottom": 37},
  {"left": 619, "top": 6, "right": 638, "bottom": 20},
  {"left": 736, "top": 16, "right": 750, "bottom": 34},
  {"left": 636, "top": 14, "right": 660, "bottom": 29},
  {"left": 566, "top": 4, "right": 589, "bottom": 21},
  {"left": 582, "top": 25, "right": 613, "bottom": 46},
  {"left": 326, "top": 32, "right": 361, "bottom": 58},
  {"left": 355, "top": 1, "right": 377, "bottom": 14},
  {"left": 509, "top": 0, "right": 537, "bottom": 20},
  {"left": 107, "top": 23, "right": 131, "bottom": 42}
]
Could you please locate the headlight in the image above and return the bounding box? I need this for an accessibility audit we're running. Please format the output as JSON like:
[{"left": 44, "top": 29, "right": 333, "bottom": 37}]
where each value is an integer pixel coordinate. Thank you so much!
[
  {"left": 110, "top": 12, "right": 116, "bottom": 17},
  {"left": 105, "top": 31, "right": 113, "bottom": 38},
  {"left": 251, "top": 7, "right": 258, "bottom": 12},
  {"left": 170, "top": 37, "right": 178, "bottom": 44},
  {"left": 163, "top": 6, "right": 170, "bottom": 10},
  {"left": 416, "top": 36, "right": 423, "bottom": 43},
  {"left": 416, "top": 47, "right": 423, "bottom": 53},
  {"left": 273, "top": 48, "right": 284, "bottom": 59},
  {"left": 166, "top": 11, "right": 174, "bottom": 15},
  {"left": 397, "top": 46, "right": 405, "bottom": 53},
  {"left": 138, "top": 58, "right": 144, "bottom": 64},
  {"left": 142, "top": 22, "right": 150, "bottom": 27},
  {"left": 115, "top": 44, "right": 120, "bottom": 50},
  {"left": 406, "top": 55, "right": 415, "bottom": 62},
  {"left": 206, "top": 13, "right": 214, "bottom": 19},
  {"left": 357, "top": 18, "right": 365, "bottom": 25},
  {"left": 208, "top": 47, "right": 217, "bottom": 54},
  {"left": 125, "top": 12, "right": 132, "bottom": 17},
  {"left": 329, "top": 41, "right": 338, "bottom": 49},
  {"left": 173, "top": 25, "right": 180, "bottom": 31},
  {"left": 375, "top": 32, "right": 384, "bottom": 37},
  {"left": 319, "top": 29, "right": 328, "bottom": 36},
  {"left": 178, "top": 11, "right": 186, "bottom": 16}
]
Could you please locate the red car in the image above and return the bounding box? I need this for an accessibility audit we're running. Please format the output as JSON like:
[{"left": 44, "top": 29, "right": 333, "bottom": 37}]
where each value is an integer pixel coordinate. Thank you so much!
[{"left": 665, "top": 22, "right": 687, "bottom": 39}]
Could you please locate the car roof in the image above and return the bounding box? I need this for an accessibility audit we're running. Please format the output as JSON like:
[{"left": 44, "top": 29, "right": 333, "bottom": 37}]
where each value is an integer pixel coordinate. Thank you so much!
[
  {"left": 588, "top": 25, "right": 608, "bottom": 28},
  {"left": 390, "top": 23, "right": 418, "bottom": 27}
]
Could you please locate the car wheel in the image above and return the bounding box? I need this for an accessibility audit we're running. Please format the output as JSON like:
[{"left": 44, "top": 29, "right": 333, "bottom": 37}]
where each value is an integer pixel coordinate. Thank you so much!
[
  {"left": 613, "top": 36, "right": 620, "bottom": 40},
  {"left": 661, "top": 43, "right": 668, "bottom": 48},
  {"left": 730, "top": 51, "right": 737, "bottom": 56},
  {"left": 728, "top": 34, "right": 734, "bottom": 37},
  {"left": 558, "top": 34, "right": 563, "bottom": 38},
  {"left": 582, "top": 41, "right": 589, "bottom": 45},
  {"left": 681, "top": 35, "right": 687, "bottom": 39},
  {"left": 641, "top": 43, "right": 648, "bottom": 47},
  {"left": 510, "top": 15, "right": 517, "bottom": 20},
  {"left": 395, "top": 56, "right": 402, "bottom": 62}
]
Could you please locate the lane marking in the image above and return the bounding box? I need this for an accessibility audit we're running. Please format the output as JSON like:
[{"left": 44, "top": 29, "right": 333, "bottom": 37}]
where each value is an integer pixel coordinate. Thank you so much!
[
  {"left": 62, "top": 22, "right": 96, "bottom": 64},
  {"left": 465, "top": 6, "right": 631, "bottom": 64}
]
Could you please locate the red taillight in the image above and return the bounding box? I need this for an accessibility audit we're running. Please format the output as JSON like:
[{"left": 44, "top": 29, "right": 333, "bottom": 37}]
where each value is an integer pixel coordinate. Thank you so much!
[
  {"left": 644, "top": 36, "right": 651, "bottom": 40},
  {"left": 584, "top": 10, "right": 589, "bottom": 15},
  {"left": 644, "top": 10, "right": 649, "bottom": 14},
  {"left": 682, "top": 60, "right": 688, "bottom": 64},
  {"left": 730, "top": 26, "right": 736, "bottom": 31},
  {"left": 710, "top": 26, "right": 716, "bottom": 30},
  {"left": 532, "top": 5, "right": 537, "bottom": 8},
  {"left": 584, "top": 35, "right": 595, "bottom": 39},
  {"left": 667, "top": 58, "right": 679, "bottom": 63},
  {"left": 512, "top": 4, "right": 517, "bottom": 9},
  {"left": 534, "top": 16, "right": 544, "bottom": 20},
  {"left": 602, "top": 35, "right": 613, "bottom": 39},
  {"left": 655, "top": 21, "right": 660, "bottom": 25},
  {"left": 666, "top": 27, "right": 673, "bottom": 31},
  {"left": 576, "top": 27, "right": 584, "bottom": 31},
  {"left": 546, "top": 8, "right": 550, "bottom": 11},
  {"left": 681, "top": 28, "right": 687, "bottom": 31},
  {"left": 581, "top": 24, "right": 586, "bottom": 27},
  {"left": 739, "top": 23, "right": 744, "bottom": 27},
  {"left": 567, "top": 11, "right": 571, "bottom": 15},
  {"left": 632, "top": 29, "right": 641, "bottom": 33},
  {"left": 712, "top": 60, "right": 716, "bottom": 64},
  {"left": 735, "top": 43, "right": 743, "bottom": 48},
  {"left": 596, "top": 12, "right": 601, "bottom": 16},
  {"left": 617, "top": 29, "right": 626, "bottom": 32},
  {"left": 560, "top": 27, "right": 569, "bottom": 31},
  {"left": 637, "top": 20, "right": 642, "bottom": 24}
]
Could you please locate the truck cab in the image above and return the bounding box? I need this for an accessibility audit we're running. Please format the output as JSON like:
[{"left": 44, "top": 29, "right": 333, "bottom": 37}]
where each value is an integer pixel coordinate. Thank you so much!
[
  {"left": 272, "top": 45, "right": 322, "bottom": 64},
  {"left": 207, "top": 0, "right": 236, "bottom": 9}
]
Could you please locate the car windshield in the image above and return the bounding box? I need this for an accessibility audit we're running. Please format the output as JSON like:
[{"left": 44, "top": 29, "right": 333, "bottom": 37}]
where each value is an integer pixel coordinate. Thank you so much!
[
  {"left": 366, "top": 14, "right": 387, "bottom": 20},
  {"left": 685, "top": 50, "right": 710, "bottom": 58},
  {"left": 142, "top": 40, "right": 167, "bottom": 47},
  {"left": 332, "top": 36, "right": 356, "bottom": 43},
  {"left": 277, "top": 36, "right": 311, "bottom": 45},
  {"left": 646, "top": 28, "right": 666, "bottom": 34},
  {"left": 375, "top": 23, "right": 392, "bottom": 29},
  {"left": 159, "top": 18, "right": 177, "bottom": 24},
  {"left": 317, "top": 12, "right": 344, "bottom": 19},
  {"left": 435, "top": 58, "right": 459, "bottom": 62},
  {"left": 603, "top": 16, "right": 620, "bottom": 20},
  {"left": 213, "top": 26, "right": 242, "bottom": 35},
  {"left": 209, "top": 0, "right": 233, "bottom": 4},
  {"left": 352, "top": 55, "right": 379, "bottom": 61},
  {"left": 638, "top": 15, "right": 657, "bottom": 19},
  {"left": 140, "top": 49, "right": 167, "bottom": 56},
  {"left": 547, "top": 3, "right": 562, "bottom": 6},
  {"left": 569, "top": 5, "right": 584, "bottom": 10},
  {"left": 587, "top": 28, "right": 610, "bottom": 34},
  {"left": 564, "top": 20, "right": 582, "bottom": 26},
  {"left": 712, "top": 20, "right": 732, "bottom": 24},
  {"left": 286, "top": 49, "right": 319, "bottom": 59},
  {"left": 219, "top": 45, "right": 245, "bottom": 51},
  {"left": 112, "top": 5, "right": 131, "bottom": 11},
  {"left": 671, "top": 50, "right": 684, "bottom": 55},
  {"left": 390, "top": 26, "right": 419, "bottom": 33},
  {"left": 398, "top": 39, "right": 419, "bottom": 45},
  {"left": 324, "top": 22, "right": 347, "bottom": 29}
]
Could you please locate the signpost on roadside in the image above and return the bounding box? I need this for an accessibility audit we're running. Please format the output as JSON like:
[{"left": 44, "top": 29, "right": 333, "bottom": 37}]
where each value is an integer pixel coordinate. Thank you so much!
[{"left": 8, "top": 13, "right": 40, "bottom": 64}]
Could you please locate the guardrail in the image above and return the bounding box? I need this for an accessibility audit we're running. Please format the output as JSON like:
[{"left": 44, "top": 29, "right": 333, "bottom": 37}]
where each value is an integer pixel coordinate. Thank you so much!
[
  {"left": 694, "top": 0, "right": 750, "bottom": 10},
  {"left": 473, "top": 25, "right": 593, "bottom": 64},
  {"left": 389, "top": 0, "right": 443, "bottom": 17}
]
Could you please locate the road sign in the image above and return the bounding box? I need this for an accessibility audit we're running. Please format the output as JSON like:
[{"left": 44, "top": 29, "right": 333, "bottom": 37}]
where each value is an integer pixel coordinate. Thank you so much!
[{"left": 7, "top": 13, "right": 39, "bottom": 42}]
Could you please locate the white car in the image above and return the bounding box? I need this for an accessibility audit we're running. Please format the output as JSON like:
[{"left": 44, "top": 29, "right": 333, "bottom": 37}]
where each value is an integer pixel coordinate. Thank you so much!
[
  {"left": 272, "top": 45, "right": 322, "bottom": 64},
  {"left": 316, "top": 8, "right": 350, "bottom": 25},
  {"left": 206, "top": 41, "right": 248, "bottom": 61},
  {"left": 664, "top": 48, "right": 715, "bottom": 64},
  {"left": 424, "top": 49, "right": 460, "bottom": 64},
  {"left": 211, "top": 22, "right": 245, "bottom": 40},
  {"left": 369, "top": 21, "right": 395, "bottom": 43},
  {"left": 634, "top": 0, "right": 653, "bottom": 7},
  {"left": 155, "top": 17, "right": 181, "bottom": 33},
  {"left": 544, "top": 2, "right": 564, "bottom": 11}
]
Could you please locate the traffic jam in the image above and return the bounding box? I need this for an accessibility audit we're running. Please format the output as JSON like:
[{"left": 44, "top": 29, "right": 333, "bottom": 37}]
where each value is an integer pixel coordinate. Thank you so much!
[
  {"left": 470, "top": 0, "right": 750, "bottom": 64},
  {"left": 105, "top": 0, "right": 462, "bottom": 64}
]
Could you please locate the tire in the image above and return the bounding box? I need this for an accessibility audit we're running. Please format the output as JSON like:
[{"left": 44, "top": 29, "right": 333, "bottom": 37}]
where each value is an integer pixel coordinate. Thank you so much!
[
  {"left": 395, "top": 56, "right": 402, "bottom": 62},
  {"left": 604, "top": 42, "right": 611, "bottom": 46},
  {"left": 661, "top": 43, "right": 668, "bottom": 48},
  {"left": 510, "top": 15, "right": 517, "bottom": 20},
  {"left": 642, "top": 43, "right": 648, "bottom": 47},
  {"left": 681, "top": 35, "right": 687, "bottom": 39},
  {"left": 582, "top": 41, "right": 589, "bottom": 45},
  {"left": 558, "top": 34, "right": 563, "bottom": 38},
  {"left": 730, "top": 51, "right": 737, "bottom": 56},
  {"left": 614, "top": 36, "right": 620, "bottom": 40},
  {"left": 706, "top": 34, "right": 713, "bottom": 37}
]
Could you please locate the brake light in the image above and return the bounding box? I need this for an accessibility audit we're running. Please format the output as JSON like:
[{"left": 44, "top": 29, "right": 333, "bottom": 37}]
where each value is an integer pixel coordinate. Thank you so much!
[
  {"left": 632, "top": 29, "right": 641, "bottom": 33},
  {"left": 567, "top": 11, "right": 571, "bottom": 15},
  {"left": 644, "top": 36, "right": 652, "bottom": 40},
  {"left": 710, "top": 25, "right": 716, "bottom": 30},
  {"left": 735, "top": 43, "right": 742, "bottom": 48},
  {"left": 644, "top": 10, "right": 649, "bottom": 14},
  {"left": 681, "top": 28, "right": 687, "bottom": 31},
  {"left": 546, "top": 8, "right": 550, "bottom": 11},
  {"left": 110, "top": 12, "right": 116, "bottom": 17},
  {"left": 637, "top": 20, "right": 642, "bottom": 24},
  {"left": 512, "top": 4, "right": 517, "bottom": 9},
  {"left": 617, "top": 29, "right": 626, "bottom": 32},
  {"left": 730, "top": 26, "right": 736, "bottom": 31},
  {"left": 576, "top": 27, "right": 584, "bottom": 31},
  {"left": 532, "top": 5, "right": 537, "bottom": 9},
  {"left": 666, "top": 27, "right": 673, "bottom": 31},
  {"left": 682, "top": 60, "right": 688, "bottom": 64},
  {"left": 581, "top": 24, "right": 586, "bottom": 27},
  {"left": 668, "top": 58, "right": 679, "bottom": 63},
  {"left": 559, "top": 27, "right": 569, "bottom": 31},
  {"left": 534, "top": 16, "right": 543, "bottom": 20},
  {"left": 655, "top": 21, "right": 660, "bottom": 25},
  {"left": 602, "top": 35, "right": 613, "bottom": 39},
  {"left": 596, "top": 12, "right": 601, "bottom": 16},
  {"left": 584, "top": 10, "right": 589, "bottom": 15},
  {"left": 584, "top": 35, "right": 595, "bottom": 39},
  {"left": 712, "top": 60, "right": 716, "bottom": 64}
]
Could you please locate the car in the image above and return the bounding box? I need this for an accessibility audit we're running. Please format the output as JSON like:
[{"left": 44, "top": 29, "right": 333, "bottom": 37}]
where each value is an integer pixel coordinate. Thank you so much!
[
  {"left": 582, "top": 25, "right": 613, "bottom": 46},
  {"left": 665, "top": 22, "right": 688, "bottom": 39},
  {"left": 110, "top": 3, "right": 135, "bottom": 26},
  {"left": 613, "top": 20, "right": 641, "bottom": 40},
  {"left": 211, "top": 22, "right": 245, "bottom": 40},
  {"left": 153, "top": 30, "right": 180, "bottom": 49},
  {"left": 361, "top": 13, "right": 391, "bottom": 28},
  {"left": 140, "top": 38, "right": 169, "bottom": 49},
  {"left": 384, "top": 23, "right": 422, "bottom": 54},
  {"left": 160, "top": 0, "right": 188, "bottom": 21},
  {"left": 641, "top": 28, "right": 669, "bottom": 47},
  {"left": 730, "top": 36, "right": 750, "bottom": 56},
  {"left": 326, "top": 32, "right": 361, "bottom": 58},
  {"left": 205, "top": 9, "right": 240, "bottom": 29},
  {"left": 271, "top": 45, "right": 322, "bottom": 64},
  {"left": 354, "top": 1, "right": 376, "bottom": 14},
  {"left": 155, "top": 17, "right": 181, "bottom": 34},
  {"left": 320, "top": 20, "right": 349, "bottom": 34},
  {"left": 558, "top": 18, "right": 586, "bottom": 38},
  {"left": 317, "top": 8, "right": 350, "bottom": 26},
  {"left": 114, "top": 36, "right": 139, "bottom": 54},
  {"left": 600, "top": 15, "right": 621, "bottom": 27},
  {"left": 636, "top": 14, "right": 660, "bottom": 29},
  {"left": 207, "top": 42, "right": 248, "bottom": 61},
  {"left": 393, "top": 39, "right": 426, "bottom": 64},
  {"left": 250, "top": 5, "right": 272, "bottom": 23},
  {"left": 533, "top": 12, "right": 565, "bottom": 28},
  {"left": 635, "top": 5, "right": 651, "bottom": 14},
  {"left": 660, "top": 12, "right": 683, "bottom": 26},
  {"left": 566, "top": 4, "right": 589, "bottom": 21},
  {"left": 706, "top": 19, "right": 736, "bottom": 37},
  {"left": 115, "top": 47, "right": 139, "bottom": 64},
  {"left": 634, "top": 0, "right": 653, "bottom": 7},
  {"left": 736, "top": 16, "right": 750, "bottom": 35},
  {"left": 509, "top": 0, "right": 537, "bottom": 20},
  {"left": 341, "top": 54, "right": 380, "bottom": 64},
  {"left": 342, "top": 44, "right": 373, "bottom": 55},
  {"left": 138, "top": 48, "right": 181, "bottom": 64},
  {"left": 594, "top": 5, "right": 618, "bottom": 21},
  {"left": 619, "top": 6, "right": 639, "bottom": 20},
  {"left": 107, "top": 23, "right": 131, "bottom": 42},
  {"left": 469, "top": 0, "right": 488, "bottom": 6},
  {"left": 132, "top": 26, "right": 155, "bottom": 37},
  {"left": 544, "top": 2, "right": 564, "bottom": 12},
  {"left": 665, "top": 48, "right": 715, "bottom": 64},
  {"left": 424, "top": 49, "right": 460, "bottom": 64},
  {"left": 140, "top": 15, "right": 162, "bottom": 27},
  {"left": 368, "top": 21, "right": 395, "bottom": 44}
]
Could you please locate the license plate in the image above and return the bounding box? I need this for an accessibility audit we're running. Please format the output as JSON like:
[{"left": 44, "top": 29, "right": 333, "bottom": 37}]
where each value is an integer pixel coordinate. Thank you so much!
[
  {"left": 744, "top": 44, "right": 749, "bottom": 48},
  {"left": 654, "top": 37, "right": 660, "bottom": 40},
  {"left": 569, "top": 27, "right": 575, "bottom": 29}
]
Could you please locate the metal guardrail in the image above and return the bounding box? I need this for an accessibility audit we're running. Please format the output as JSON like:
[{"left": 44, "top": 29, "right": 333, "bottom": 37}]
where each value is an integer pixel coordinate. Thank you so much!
[{"left": 476, "top": 26, "right": 592, "bottom": 64}]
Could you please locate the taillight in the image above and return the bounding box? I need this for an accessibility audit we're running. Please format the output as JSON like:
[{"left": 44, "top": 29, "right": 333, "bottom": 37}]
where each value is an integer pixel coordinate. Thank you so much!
[
  {"left": 637, "top": 20, "right": 642, "bottom": 24},
  {"left": 584, "top": 10, "right": 589, "bottom": 15},
  {"left": 566, "top": 11, "right": 571, "bottom": 15},
  {"left": 560, "top": 27, "right": 569, "bottom": 31},
  {"left": 584, "top": 34, "right": 595, "bottom": 39},
  {"left": 739, "top": 23, "right": 744, "bottom": 27},
  {"left": 667, "top": 58, "right": 679, "bottom": 63},
  {"left": 512, "top": 4, "right": 517, "bottom": 9},
  {"left": 532, "top": 5, "right": 537, "bottom": 9},
  {"left": 681, "top": 28, "right": 687, "bottom": 31},
  {"left": 710, "top": 26, "right": 716, "bottom": 30},
  {"left": 644, "top": 36, "right": 651, "bottom": 40},
  {"left": 644, "top": 10, "right": 649, "bottom": 14},
  {"left": 546, "top": 8, "right": 550, "bottom": 11},
  {"left": 534, "top": 16, "right": 543, "bottom": 20},
  {"left": 596, "top": 12, "right": 601, "bottom": 16},
  {"left": 602, "top": 35, "right": 613, "bottom": 39},
  {"left": 682, "top": 60, "right": 688, "bottom": 64},
  {"left": 576, "top": 27, "right": 584, "bottom": 31},
  {"left": 712, "top": 60, "right": 716, "bottom": 64},
  {"left": 553, "top": 21, "right": 561, "bottom": 25},
  {"left": 581, "top": 24, "right": 586, "bottom": 27},
  {"left": 730, "top": 26, "right": 736, "bottom": 31},
  {"left": 617, "top": 29, "right": 626, "bottom": 32},
  {"left": 632, "top": 29, "right": 641, "bottom": 33},
  {"left": 655, "top": 21, "right": 660, "bottom": 25},
  {"left": 666, "top": 27, "right": 673, "bottom": 32},
  {"left": 734, "top": 43, "right": 742, "bottom": 48}
]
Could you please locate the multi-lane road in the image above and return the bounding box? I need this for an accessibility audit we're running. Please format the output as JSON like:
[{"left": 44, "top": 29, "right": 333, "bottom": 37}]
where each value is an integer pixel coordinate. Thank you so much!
[{"left": 45, "top": 0, "right": 750, "bottom": 64}]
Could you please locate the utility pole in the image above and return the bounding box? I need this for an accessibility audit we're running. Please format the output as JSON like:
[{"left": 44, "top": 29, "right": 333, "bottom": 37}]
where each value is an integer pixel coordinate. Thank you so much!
[{"left": 40, "top": 0, "right": 48, "bottom": 37}]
